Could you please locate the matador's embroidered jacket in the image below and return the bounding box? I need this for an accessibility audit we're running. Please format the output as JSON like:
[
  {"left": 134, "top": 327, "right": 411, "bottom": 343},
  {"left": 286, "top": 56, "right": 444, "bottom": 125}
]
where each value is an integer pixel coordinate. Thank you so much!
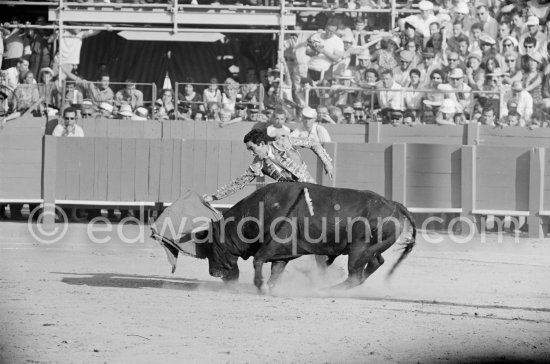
[{"left": 213, "top": 136, "right": 333, "bottom": 200}]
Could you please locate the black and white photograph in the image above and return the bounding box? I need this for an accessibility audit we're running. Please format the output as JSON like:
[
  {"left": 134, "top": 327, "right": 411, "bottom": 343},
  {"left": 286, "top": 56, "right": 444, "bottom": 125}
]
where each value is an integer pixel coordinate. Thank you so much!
[{"left": 0, "top": 0, "right": 549, "bottom": 362}]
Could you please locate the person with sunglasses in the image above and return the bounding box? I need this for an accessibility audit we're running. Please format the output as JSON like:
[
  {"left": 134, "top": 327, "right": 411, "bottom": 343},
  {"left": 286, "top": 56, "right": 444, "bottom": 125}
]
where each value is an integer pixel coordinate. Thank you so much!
[
  {"left": 520, "top": 16, "right": 545, "bottom": 55},
  {"left": 502, "top": 51, "right": 523, "bottom": 85},
  {"left": 522, "top": 51, "right": 544, "bottom": 106},
  {"left": 52, "top": 106, "right": 84, "bottom": 137}
]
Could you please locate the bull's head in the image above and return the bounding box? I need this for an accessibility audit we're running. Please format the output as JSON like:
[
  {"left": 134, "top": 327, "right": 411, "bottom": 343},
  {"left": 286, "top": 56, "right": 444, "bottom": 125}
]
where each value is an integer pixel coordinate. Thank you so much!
[{"left": 205, "top": 221, "right": 239, "bottom": 279}]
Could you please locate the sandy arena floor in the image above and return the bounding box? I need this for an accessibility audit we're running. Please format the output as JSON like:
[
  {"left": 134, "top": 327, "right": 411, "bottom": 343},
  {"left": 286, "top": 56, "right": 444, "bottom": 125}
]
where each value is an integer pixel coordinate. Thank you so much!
[{"left": 0, "top": 220, "right": 549, "bottom": 363}]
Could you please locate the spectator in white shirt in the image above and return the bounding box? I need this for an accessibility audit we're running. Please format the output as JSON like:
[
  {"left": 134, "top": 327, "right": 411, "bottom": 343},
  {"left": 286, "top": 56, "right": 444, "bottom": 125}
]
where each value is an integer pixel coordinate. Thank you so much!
[
  {"left": 378, "top": 69, "right": 404, "bottom": 117},
  {"left": 290, "top": 107, "right": 331, "bottom": 144},
  {"left": 1, "top": 58, "right": 29, "bottom": 91},
  {"left": 306, "top": 19, "right": 344, "bottom": 83}
]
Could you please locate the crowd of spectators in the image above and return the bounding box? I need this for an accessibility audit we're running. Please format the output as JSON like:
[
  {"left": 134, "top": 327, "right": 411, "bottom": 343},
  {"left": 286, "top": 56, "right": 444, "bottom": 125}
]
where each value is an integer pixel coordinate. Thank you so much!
[{"left": 3, "top": 0, "right": 550, "bottom": 129}]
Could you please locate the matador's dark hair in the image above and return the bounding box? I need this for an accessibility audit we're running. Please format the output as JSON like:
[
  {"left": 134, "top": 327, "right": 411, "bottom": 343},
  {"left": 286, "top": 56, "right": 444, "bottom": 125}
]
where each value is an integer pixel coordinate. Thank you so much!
[{"left": 243, "top": 128, "right": 269, "bottom": 145}]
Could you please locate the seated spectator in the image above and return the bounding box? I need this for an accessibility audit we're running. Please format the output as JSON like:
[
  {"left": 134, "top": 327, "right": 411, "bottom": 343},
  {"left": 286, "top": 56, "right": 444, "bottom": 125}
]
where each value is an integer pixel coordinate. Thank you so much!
[
  {"left": 418, "top": 48, "right": 441, "bottom": 86},
  {"left": 133, "top": 107, "right": 149, "bottom": 121},
  {"left": 266, "top": 108, "right": 291, "bottom": 139},
  {"left": 501, "top": 36, "right": 520, "bottom": 55},
  {"left": 435, "top": 98, "right": 457, "bottom": 125},
  {"left": 64, "top": 82, "right": 83, "bottom": 108},
  {"left": 421, "top": 102, "right": 439, "bottom": 124},
  {"left": 203, "top": 78, "right": 222, "bottom": 106},
  {"left": 14, "top": 71, "right": 39, "bottom": 113},
  {"left": 99, "top": 102, "right": 114, "bottom": 118},
  {"left": 469, "top": 22, "right": 483, "bottom": 52},
  {"left": 480, "top": 106, "right": 497, "bottom": 126},
  {"left": 331, "top": 69, "right": 356, "bottom": 106},
  {"left": 389, "top": 110, "right": 403, "bottom": 126},
  {"left": 328, "top": 105, "right": 345, "bottom": 124},
  {"left": 247, "top": 104, "right": 267, "bottom": 123},
  {"left": 156, "top": 89, "right": 175, "bottom": 120},
  {"left": 404, "top": 68, "right": 424, "bottom": 115},
  {"left": 503, "top": 51, "right": 523, "bottom": 85},
  {"left": 353, "top": 49, "right": 375, "bottom": 84},
  {"left": 502, "top": 110, "right": 522, "bottom": 127},
  {"left": 115, "top": 79, "right": 143, "bottom": 111},
  {"left": 522, "top": 52, "right": 543, "bottom": 106},
  {"left": 118, "top": 104, "right": 134, "bottom": 120},
  {"left": 453, "top": 113, "right": 467, "bottom": 125},
  {"left": 505, "top": 80, "right": 533, "bottom": 121},
  {"left": 402, "top": 110, "right": 418, "bottom": 125},
  {"left": 424, "top": 69, "right": 445, "bottom": 103},
  {"left": 290, "top": 107, "right": 331, "bottom": 144},
  {"left": 352, "top": 101, "right": 368, "bottom": 124},
  {"left": 179, "top": 78, "right": 205, "bottom": 116},
  {"left": 393, "top": 50, "right": 415, "bottom": 87},
  {"left": 194, "top": 113, "right": 204, "bottom": 122},
  {"left": 206, "top": 101, "right": 221, "bottom": 122},
  {"left": 447, "top": 68, "right": 472, "bottom": 115},
  {"left": 342, "top": 105, "right": 356, "bottom": 124},
  {"left": 317, "top": 105, "right": 337, "bottom": 124},
  {"left": 218, "top": 108, "right": 233, "bottom": 126},
  {"left": 465, "top": 50, "right": 485, "bottom": 90},
  {"left": 221, "top": 77, "right": 240, "bottom": 114},
  {"left": 52, "top": 106, "right": 84, "bottom": 137},
  {"left": 519, "top": 16, "right": 546, "bottom": 55},
  {"left": 1, "top": 58, "right": 29, "bottom": 91},
  {"left": 484, "top": 68, "right": 510, "bottom": 118},
  {"left": 81, "top": 100, "right": 94, "bottom": 119},
  {"left": 84, "top": 73, "right": 114, "bottom": 106},
  {"left": 377, "top": 69, "right": 404, "bottom": 121},
  {"left": 479, "top": 34, "right": 500, "bottom": 65},
  {"left": 38, "top": 67, "right": 59, "bottom": 113},
  {"left": 373, "top": 36, "right": 399, "bottom": 73}
]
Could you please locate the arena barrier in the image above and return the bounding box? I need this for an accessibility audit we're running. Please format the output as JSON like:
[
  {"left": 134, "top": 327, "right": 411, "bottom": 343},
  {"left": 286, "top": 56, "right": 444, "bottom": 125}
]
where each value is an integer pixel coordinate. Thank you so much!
[{"left": 1, "top": 116, "right": 549, "bottom": 238}]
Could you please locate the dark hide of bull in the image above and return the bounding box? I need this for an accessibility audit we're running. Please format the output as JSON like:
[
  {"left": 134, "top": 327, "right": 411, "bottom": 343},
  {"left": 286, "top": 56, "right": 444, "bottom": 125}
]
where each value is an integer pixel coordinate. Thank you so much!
[{"left": 200, "top": 182, "right": 416, "bottom": 293}]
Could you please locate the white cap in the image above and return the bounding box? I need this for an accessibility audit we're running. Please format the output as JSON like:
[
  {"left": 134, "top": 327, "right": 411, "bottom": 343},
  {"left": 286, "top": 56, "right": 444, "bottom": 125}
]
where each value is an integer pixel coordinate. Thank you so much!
[
  {"left": 99, "top": 102, "right": 113, "bottom": 113},
  {"left": 418, "top": 0, "right": 434, "bottom": 11},
  {"left": 526, "top": 16, "right": 540, "bottom": 26},
  {"left": 454, "top": 2, "right": 469, "bottom": 14},
  {"left": 119, "top": 104, "right": 134, "bottom": 117},
  {"left": 302, "top": 106, "right": 317, "bottom": 119},
  {"left": 135, "top": 107, "right": 148, "bottom": 117}
]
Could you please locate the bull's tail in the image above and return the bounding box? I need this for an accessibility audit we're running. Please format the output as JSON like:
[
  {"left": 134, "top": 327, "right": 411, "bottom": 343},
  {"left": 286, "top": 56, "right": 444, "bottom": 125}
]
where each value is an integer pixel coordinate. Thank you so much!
[{"left": 387, "top": 203, "right": 416, "bottom": 277}]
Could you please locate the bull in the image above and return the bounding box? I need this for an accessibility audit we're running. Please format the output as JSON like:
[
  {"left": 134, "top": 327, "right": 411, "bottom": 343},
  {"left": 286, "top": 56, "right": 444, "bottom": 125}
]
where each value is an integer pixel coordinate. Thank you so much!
[{"left": 152, "top": 182, "right": 416, "bottom": 293}]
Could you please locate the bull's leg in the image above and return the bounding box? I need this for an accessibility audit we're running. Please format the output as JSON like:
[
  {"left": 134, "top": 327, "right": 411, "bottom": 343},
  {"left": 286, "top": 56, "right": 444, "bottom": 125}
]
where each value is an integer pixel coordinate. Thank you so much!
[
  {"left": 267, "top": 261, "right": 288, "bottom": 290},
  {"left": 221, "top": 264, "right": 240, "bottom": 284},
  {"left": 361, "top": 253, "right": 384, "bottom": 283},
  {"left": 328, "top": 243, "right": 372, "bottom": 290},
  {"left": 253, "top": 259, "right": 269, "bottom": 294}
]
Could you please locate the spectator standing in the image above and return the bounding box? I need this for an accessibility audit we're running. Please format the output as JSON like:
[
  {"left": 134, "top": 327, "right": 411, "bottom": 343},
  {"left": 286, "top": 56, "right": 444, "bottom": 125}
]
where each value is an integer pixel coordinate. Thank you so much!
[
  {"left": 306, "top": 19, "right": 344, "bottom": 83},
  {"left": 53, "top": 27, "right": 103, "bottom": 81},
  {"left": 452, "top": 1, "right": 473, "bottom": 34},
  {"left": 1, "top": 19, "right": 29, "bottom": 70},
  {"left": 203, "top": 78, "right": 222, "bottom": 105},
  {"left": 401, "top": 0, "right": 439, "bottom": 39},
  {"left": 393, "top": 50, "right": 415, "bottom": 87},
  {"left": 28, "top": 16, "right": 52, "bottom": 77},
  {"left": 156, "top": 89, "right": 175, "bottom": 120},
  {"left": 63, "top": 82, "right": 83, "bottom": 108}
]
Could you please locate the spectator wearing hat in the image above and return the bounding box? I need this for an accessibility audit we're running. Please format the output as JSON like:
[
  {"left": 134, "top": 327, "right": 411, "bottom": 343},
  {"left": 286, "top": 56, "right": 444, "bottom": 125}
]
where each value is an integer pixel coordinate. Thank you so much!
[
  {"left": 452, "top": 1, "right": 474, "bottom": 34},
  {"left": 475, "top": 4, "right": 498, "bottom": 40},
  {"left": 306, "top": 19, "right": 344, "bottom": 83},
  {"left": 435, "top": 98, "right": 458, "bottom": 125},
  {"left": 118, "top": 104, "right": 134, "bottom": 120},
  {"left": 331, "top": 69, "right": 357, "bottom": 106},
  {"left": 447, "top": 67, "right": 472, "bottom": 114},
  {"left": 290, "top": 106, "right": 331, "bottom": 144},
  {"left": 478, "top": 33, "right": 502, "bottom": 65},
  {"left": 523, "top": 51, "right": 544, "bottom": 105},
  {"left": 81, "top": 100, "right": 94, "bottom": 119},
  {"left": 404, "top": 68, "right": 424, "bottom": 114},
  {"left": 99, "top": 102, "right": 114, "bottom": 118},
  {"left": 84, "top": 73, "right": 114, "bottom": 106},
  {"left": 377, "top": 69, "right": 404, "bottom": 120},
  {"left": 115, "top": 79, "right": 144, "bottom": 112},
  {"left": 352, "top": 50, "right": 375, "bottom": 84},
  {"left": 37, "top": 67, "right": 59, "bottom": 112},
  {"left": 393, "top": 50, "right": 416, "bottom": 87},
  {"left": 418, "top": 48, "right": 442, "bottom": 86},
  {"left": 465, "top": 49, "right": 485, "bottom": 89},
  {"left": 400, "top": 0, "right": 439, "bottom": 38},
  {"left": 520, "top": 16, "right": 546, "bottom": 55},
  {"left": 501, "top": 36, "right": 520, "bottom": 56},
  {"left": 505, "top": 80, "right": 533, "bottom": 121}
]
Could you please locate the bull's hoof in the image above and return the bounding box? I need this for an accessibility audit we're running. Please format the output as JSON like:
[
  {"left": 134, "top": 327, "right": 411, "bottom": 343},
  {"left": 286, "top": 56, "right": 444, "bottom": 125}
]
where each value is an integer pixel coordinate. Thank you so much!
[{"left": 259, "top": 283, "right": 270, "bottom": 295}]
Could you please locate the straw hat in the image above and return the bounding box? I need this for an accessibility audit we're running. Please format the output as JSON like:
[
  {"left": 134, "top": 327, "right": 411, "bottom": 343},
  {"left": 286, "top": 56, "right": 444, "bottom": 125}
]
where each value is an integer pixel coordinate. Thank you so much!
[
  {"left": 336, "top": 69, "right": 355, "bottom": 80},
  {"left": 454, "top": 2, "right": 469, "bottom": 14},
  {"left": 119, "top": 104, "right": 134, "bottom": 117},
  {"left": 526, "top": 16, "right": 540, "bottom": 26},
  {"left": 418, "top": 0, "right": 434, "bottom": 11},
  {"left": 400, "top": 50, "right": 414, "bottom": 63},
  {"left": 479, "top": 33, "right": 496, "bottom": 45},
  {"left": 528, "top": 51, "right": 543, "bottom": 64},
  {"left": 99, "top": 102, "right": 113, "bottom": 113},
  {"left": 448, "top": 68, "right": 465, "bottom": 79}
]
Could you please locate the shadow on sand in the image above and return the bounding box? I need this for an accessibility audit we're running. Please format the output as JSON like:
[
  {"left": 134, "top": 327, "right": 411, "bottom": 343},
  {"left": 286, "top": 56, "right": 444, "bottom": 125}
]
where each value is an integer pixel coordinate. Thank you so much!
[{"left": 55, "top": 272, "right": 550, "bottom": 318}]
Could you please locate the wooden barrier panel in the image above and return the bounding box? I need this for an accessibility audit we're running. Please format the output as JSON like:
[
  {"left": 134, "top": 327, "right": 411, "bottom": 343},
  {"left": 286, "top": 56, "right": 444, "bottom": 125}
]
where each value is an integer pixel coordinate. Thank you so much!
[
  {"left": 405, "top": 144, "right": 462, "bottom": 209},
  {"left": 379, "top": 124, "right": 466, "bottom": 145},
  {"left": 542, "top": 148, "right": 550, "bottom": 213},
  {"left": 0, "top": 118, "right": 44, "bottom": 200},
  {"left": 79, "top": 118, "right": 162, "bottom": 139},
  {"left": 475, "top": 146, "right": 531, "bottom": 212},
  {"left": 479, "top": 125, "right": 550, "bottom": 147}
]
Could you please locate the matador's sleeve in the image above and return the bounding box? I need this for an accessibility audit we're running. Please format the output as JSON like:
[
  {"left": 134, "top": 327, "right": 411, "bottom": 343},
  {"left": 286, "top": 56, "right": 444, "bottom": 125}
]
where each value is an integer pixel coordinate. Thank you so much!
[
  {"left": 288, "top": 136, "right": 333, "bottom": 171},
  {"left": 212, "top": 159, "right": 262, "bottom": 200}
]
